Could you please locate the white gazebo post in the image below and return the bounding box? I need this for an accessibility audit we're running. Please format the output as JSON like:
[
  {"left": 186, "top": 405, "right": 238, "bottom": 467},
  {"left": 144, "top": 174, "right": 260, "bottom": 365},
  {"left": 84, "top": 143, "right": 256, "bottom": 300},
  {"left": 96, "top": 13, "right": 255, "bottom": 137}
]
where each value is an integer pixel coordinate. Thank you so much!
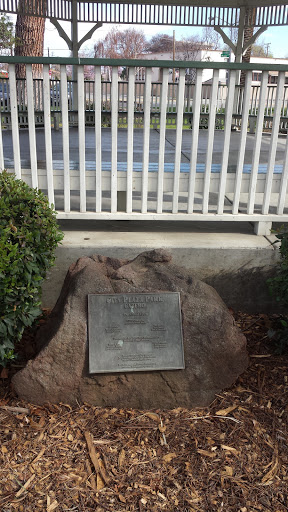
[
  {"left": 72, "top": 0, "right": 79, "bottom": 111},
  {"left": 213, "top": 6, "right": 269, "bottom": 128},
  {"left": 214, "top": 6, "right": 268, "bottom": 65}
]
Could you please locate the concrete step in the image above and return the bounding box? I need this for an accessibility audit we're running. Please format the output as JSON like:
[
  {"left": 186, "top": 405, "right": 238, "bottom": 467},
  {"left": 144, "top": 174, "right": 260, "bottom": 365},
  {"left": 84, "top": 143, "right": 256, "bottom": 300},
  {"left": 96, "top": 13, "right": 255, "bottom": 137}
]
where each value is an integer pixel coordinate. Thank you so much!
[{"left": 41, "top": 220, "right": 281, "bottom": 313}]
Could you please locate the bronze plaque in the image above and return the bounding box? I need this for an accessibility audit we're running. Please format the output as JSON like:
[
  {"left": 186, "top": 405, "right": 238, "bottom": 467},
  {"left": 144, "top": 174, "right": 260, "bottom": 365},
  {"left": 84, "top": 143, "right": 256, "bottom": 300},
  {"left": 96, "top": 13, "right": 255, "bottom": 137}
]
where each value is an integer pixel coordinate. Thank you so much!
[{"left": 88, "top": 292, "right": 184, "bottom": 373}]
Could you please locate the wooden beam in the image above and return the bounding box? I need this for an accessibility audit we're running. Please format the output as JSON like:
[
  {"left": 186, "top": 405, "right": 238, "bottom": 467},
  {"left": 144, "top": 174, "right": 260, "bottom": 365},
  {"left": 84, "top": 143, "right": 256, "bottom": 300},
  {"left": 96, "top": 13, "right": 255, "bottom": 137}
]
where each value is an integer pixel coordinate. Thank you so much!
[
  {"left": 78, "top": 22, "right": 103, "bottom": 50},
  {"left": 242, "top": 25, "right": 268, "bottom": 54},
  {"left": 214, "top": 26, "right": 236, "bottom": 53},
  {"left": 50, "top": 18, "right": 72, "bottom": 50}
]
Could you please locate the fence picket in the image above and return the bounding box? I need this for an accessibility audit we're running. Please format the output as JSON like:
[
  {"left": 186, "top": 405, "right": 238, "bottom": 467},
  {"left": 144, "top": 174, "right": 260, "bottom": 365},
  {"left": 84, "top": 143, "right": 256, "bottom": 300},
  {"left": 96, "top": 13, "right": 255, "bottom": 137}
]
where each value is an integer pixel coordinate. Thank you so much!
[
  {"left": 60, "top": 64, "right": 70, "bottom": 212},
  {"left": 157, "top": 67, "right": 169, "bottom": 213},
  {"left": 95, "top": 66, "right": 102, "bottom": 212},
  {"left": 172, "top": 68, "right": 186, "bottom": 214},
  {"left": 202, "top": 69, "right": 219, "bottom": 214},
  {"left": 263, "top": 72, "right": 285, "bottom": 214},
  {"left": 43, "top": 65, "right": 54, "bottom": 206},
  {"left": 26, "top": 64, "right": 38, "bottom": 189},
  {"left": 78, "top": 65, "right": 86, "bottom": 212},
  {"left": 8, "top": 64, "right": 21, "bottom": 179},
  {"left": 233, "top": 71, "right": 252, "bottom": 214},
  {"left": 187, "top": 68, "right": 202, "bottom": 213},
  {"left": 277, "top": 135, "right": 288, "bottom": 215},
  {"left": 217, "top": 69, "right": 236, "bottom": 214},
  {"left": 247, "top": 71, "right": 268, "bottom": 214},
  {"left": 111, "top": 66, "right": 118, "bottom": 212},
  {"left": 142, "top": 67, "right": 152, "bottom": 213},
  {"left": 126, "top": 67, "right": 135, "bottom": 213}
]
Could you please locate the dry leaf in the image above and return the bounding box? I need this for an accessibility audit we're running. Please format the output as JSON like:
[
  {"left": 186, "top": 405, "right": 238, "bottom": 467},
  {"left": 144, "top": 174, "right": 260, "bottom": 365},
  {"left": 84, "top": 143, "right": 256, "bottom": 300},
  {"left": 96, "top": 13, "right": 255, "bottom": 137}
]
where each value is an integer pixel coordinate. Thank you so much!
[
  {"left": 261, "top": 458, "right": 279, "bottom": 484},
  {"left": 221, "top": 445, "right": 239, "bottom": 454},
  {"left": 38, "top": 430, "right": 45, "bottom": 443},
  {"left": 118, "top": 449, "right": 125, "bottom": 468},
  {"left": 29, "top": 418, "right": 43, "bottom": 430},
  {"left": 98, "top": 458, "right": 110, "bottom": 485},
  {"left": 144, "top": 412, "right": 160, "bottom": 422},
  {"left": 197, "top": 449, "right": 216, "bottom": 458},
  {"left": 137, "top": 484, "right": 155, "bottom": 493},
  {"left": 47, "top": 500, "right": 58, "bottom": 512},
  {"left": 118, "top": 493, "right": 126, "bottom": 503},
  {"left": 215, "top": 405, "right": 238, "bottom": 416},
  {"left": 162, "top": 453, "right": 177, "bottom": 463},
  {"left": 31, "top": 447, "right": 45, "bottom": 464},
  {"left": 85, "top": 459, "right": 96, "bottom": 491},
  {"left": 97, "top": 473, "right": 105, "bottom": 491},
  {"left": 38, "top": 417, "right": 46, "bottom": 428},
  {"left": 223, "top": 466, "right": 233, "bottom": 476}
]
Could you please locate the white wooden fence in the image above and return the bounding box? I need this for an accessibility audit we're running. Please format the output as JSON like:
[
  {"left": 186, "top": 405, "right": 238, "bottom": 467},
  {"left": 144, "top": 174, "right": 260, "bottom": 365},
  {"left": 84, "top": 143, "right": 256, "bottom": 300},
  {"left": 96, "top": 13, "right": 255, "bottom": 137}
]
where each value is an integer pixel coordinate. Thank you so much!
[
  {"left": 1, "top": 57, "right": 288, "bottom": 235},
  {"left": 2, "top": 77, "right": 288, "bottom": 133}
]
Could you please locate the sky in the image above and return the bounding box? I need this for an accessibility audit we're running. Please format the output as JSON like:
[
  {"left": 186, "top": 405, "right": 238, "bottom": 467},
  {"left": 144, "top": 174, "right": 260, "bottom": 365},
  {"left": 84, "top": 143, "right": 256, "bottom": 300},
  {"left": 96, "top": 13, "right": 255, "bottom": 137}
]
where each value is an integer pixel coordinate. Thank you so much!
[{"left": 43, "top": 19, "right": 288, "bottom": 59}]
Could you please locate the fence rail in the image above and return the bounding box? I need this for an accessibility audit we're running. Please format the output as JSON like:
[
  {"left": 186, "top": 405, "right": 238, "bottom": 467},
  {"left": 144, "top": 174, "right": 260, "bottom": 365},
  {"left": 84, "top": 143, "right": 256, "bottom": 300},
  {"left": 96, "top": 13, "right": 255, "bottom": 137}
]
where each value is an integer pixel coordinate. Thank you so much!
[
  {"left": 1, "top": 76, "right": 288, "bottom": 132},
  {"left": 1, "top": 57, "right": 288, "bottom": 234}
]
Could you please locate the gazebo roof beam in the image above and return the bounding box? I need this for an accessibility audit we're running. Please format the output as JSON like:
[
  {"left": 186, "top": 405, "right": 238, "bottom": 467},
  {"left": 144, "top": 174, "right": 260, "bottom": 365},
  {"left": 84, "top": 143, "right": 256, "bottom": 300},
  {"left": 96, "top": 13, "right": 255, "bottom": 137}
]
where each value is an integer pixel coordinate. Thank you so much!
[
  {"left": 1, "top": 0, "right": 287, "bottom": 27},
  {"left": 82, "top": 0, "right": 286, "bottom": 6}
]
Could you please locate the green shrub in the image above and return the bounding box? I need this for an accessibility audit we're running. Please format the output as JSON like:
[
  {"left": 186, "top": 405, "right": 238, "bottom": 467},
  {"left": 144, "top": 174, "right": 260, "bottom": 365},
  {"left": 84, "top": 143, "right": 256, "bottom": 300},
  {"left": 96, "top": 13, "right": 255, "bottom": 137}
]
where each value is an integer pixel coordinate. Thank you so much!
[
  {"left": 0, "top": 171, "right": 63, "bottom": 366},
  {"left": 268, "top": 227, "right": 288, "bottom": 307},
  {"left": 268, "top": 226, "right": 288, "bottom": 352}
]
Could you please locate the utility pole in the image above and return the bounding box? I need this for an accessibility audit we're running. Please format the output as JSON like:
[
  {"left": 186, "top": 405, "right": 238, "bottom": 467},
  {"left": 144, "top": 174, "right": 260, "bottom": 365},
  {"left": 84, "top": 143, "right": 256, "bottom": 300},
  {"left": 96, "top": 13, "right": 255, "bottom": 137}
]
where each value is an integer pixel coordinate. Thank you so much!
[{"left": 264, "top": 43, "right": 271, "bottom": 57}]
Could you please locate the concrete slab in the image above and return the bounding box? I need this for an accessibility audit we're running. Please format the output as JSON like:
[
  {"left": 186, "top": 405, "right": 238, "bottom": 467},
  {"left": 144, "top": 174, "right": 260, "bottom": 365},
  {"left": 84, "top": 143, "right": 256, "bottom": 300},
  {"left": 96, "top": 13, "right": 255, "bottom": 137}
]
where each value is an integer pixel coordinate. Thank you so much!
[
  {"left": 2, "top": 128, "right": 287, "bottom": 169},
  {"left": 42, "top": 220, "right": 280, "bottom": 313},
  {"left": 58, "top": 227, "right": 273, "bottom": 250}
]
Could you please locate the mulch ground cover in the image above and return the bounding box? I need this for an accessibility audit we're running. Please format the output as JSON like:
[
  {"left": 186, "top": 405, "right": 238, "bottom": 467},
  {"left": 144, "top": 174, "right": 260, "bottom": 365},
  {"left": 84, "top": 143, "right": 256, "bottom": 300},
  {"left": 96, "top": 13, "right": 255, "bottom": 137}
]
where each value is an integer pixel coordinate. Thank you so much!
[{"left": 0, "top": 311, "right": 287, "bottom": 512}]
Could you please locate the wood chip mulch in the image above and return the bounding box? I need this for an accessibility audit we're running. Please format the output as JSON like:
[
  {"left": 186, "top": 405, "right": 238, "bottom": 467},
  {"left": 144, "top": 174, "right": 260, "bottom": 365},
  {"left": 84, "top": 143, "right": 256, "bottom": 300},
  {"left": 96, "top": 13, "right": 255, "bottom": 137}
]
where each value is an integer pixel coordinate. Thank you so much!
[{"left": 0, "top": 311, "right": 287, "bottom": 512}]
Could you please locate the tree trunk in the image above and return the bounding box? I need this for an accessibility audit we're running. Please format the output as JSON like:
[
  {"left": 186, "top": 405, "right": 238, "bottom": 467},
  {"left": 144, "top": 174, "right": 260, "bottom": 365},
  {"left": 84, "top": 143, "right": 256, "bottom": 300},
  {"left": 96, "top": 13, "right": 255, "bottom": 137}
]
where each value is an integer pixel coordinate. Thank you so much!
[
  {"left": 240, "top": 9, "right": 256, "bottom": 86},
  {"left": 15, "top": 0, "right": 46, "bottom": 79}
]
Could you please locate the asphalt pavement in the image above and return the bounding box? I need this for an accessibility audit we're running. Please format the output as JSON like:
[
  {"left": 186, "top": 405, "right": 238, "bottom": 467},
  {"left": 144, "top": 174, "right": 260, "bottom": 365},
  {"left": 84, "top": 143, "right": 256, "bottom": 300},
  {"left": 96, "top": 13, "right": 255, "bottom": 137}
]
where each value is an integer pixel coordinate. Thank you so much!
[{"left": 2, "top": 127, "right": 287, "bottom": 171}]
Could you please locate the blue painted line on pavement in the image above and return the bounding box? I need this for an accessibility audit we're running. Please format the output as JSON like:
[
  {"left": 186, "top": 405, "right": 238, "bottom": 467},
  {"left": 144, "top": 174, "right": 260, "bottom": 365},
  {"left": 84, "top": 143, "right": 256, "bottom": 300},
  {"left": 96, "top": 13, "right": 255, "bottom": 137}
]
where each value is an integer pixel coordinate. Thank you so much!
[
  {"left": 4, "top": 157, "right": 284, "bottom": 174},
  {"left": 86, "top": 162, "right": 284, "bottom": 174}
]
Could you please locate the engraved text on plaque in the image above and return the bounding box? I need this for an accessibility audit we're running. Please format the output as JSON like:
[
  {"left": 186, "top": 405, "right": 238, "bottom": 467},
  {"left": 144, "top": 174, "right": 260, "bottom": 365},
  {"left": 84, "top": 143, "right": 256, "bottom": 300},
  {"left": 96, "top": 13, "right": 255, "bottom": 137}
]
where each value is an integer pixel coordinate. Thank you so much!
[{"left": 88, "top": 292, "right": 184, "bottom": 373}]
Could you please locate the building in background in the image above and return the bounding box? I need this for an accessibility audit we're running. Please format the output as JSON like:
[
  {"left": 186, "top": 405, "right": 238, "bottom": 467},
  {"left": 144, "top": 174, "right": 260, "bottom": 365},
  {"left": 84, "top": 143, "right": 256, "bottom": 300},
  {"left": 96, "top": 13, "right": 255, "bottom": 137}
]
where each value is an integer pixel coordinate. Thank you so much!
[{"left": 138, "top": 50, "right": 288, "bottom": 85}]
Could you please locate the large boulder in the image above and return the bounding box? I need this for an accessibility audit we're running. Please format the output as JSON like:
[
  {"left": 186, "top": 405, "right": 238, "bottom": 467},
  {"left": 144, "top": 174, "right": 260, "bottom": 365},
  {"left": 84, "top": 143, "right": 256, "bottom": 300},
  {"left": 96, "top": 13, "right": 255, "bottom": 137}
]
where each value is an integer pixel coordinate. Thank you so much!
[{"left": 12, "top": 250, "right": 248, "bottom": 408}]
